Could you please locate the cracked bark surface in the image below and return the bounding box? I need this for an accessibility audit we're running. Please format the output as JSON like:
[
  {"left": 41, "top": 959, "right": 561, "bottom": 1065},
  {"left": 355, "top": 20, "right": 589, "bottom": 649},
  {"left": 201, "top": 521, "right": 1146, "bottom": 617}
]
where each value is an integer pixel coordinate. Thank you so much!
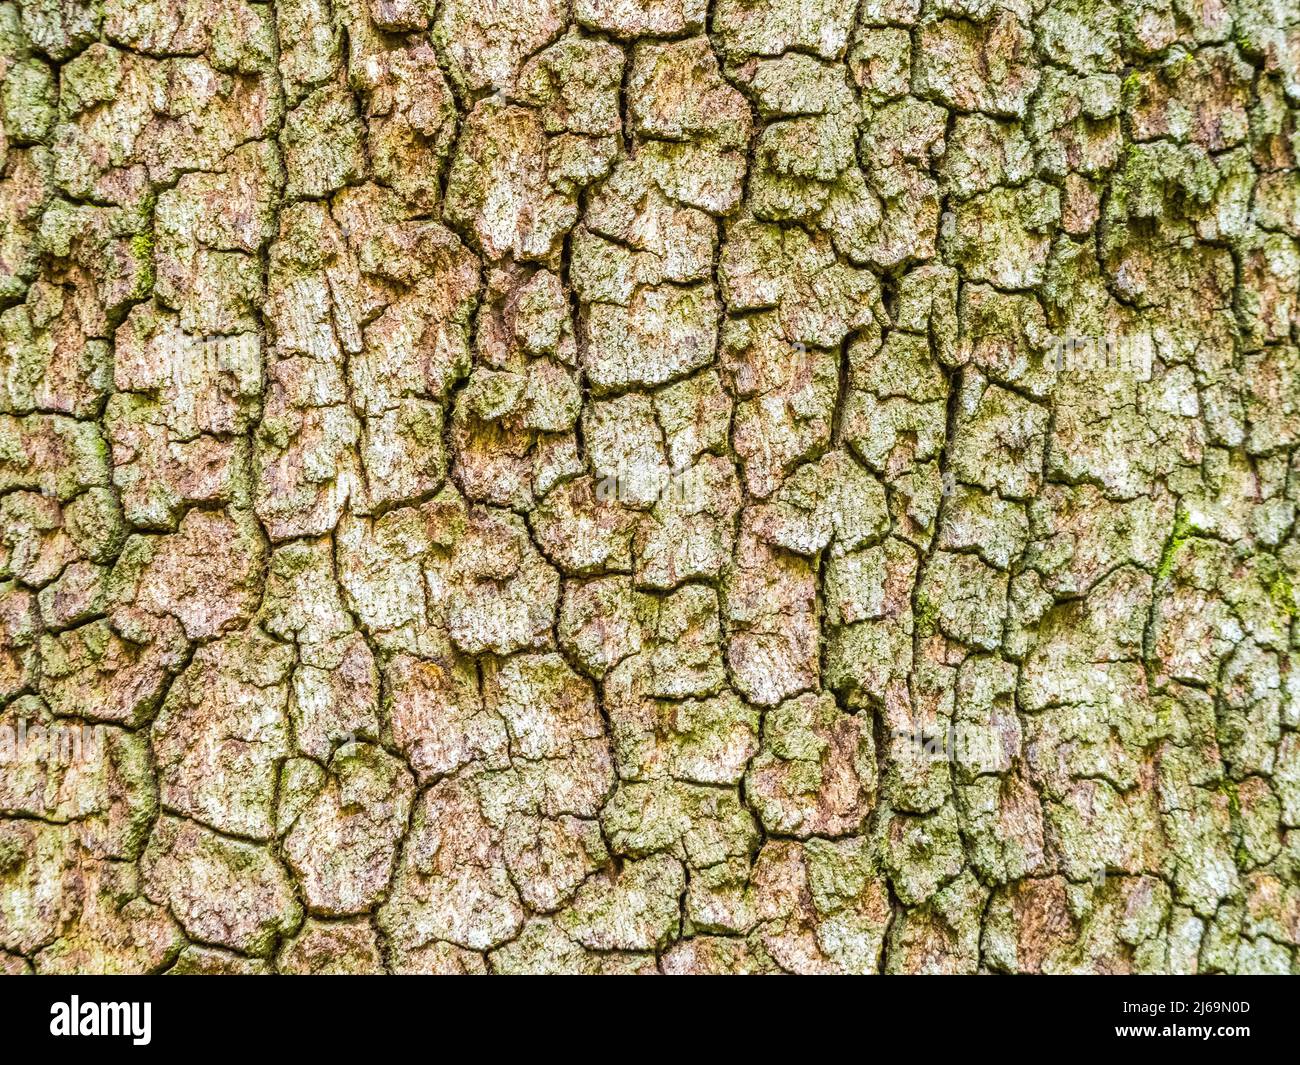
[{"left": 0, "top": 0, "right": 1298, "bottom": 975}]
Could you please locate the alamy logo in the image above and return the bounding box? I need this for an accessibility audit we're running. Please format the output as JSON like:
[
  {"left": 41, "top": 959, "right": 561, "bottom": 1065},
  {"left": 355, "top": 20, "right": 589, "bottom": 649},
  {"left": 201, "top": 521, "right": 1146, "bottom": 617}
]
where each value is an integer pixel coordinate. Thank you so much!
[{"left": 49, "top": 997, "right": 151, "bottom": 1045}]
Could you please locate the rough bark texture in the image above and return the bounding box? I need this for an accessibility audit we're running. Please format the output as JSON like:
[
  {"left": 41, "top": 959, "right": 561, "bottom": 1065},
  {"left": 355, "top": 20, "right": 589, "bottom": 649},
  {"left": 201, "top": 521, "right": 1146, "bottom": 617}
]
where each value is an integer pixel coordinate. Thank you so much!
[{"left": 1, "top": 0, "right": 1299, "bottom": 976}]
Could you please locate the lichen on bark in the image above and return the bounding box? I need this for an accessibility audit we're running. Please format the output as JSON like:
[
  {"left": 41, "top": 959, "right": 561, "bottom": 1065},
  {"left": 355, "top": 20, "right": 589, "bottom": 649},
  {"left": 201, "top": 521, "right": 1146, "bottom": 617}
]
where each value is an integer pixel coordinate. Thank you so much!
[{"left": 0, "top": 0, "right": 1298, "bottom": 975}]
